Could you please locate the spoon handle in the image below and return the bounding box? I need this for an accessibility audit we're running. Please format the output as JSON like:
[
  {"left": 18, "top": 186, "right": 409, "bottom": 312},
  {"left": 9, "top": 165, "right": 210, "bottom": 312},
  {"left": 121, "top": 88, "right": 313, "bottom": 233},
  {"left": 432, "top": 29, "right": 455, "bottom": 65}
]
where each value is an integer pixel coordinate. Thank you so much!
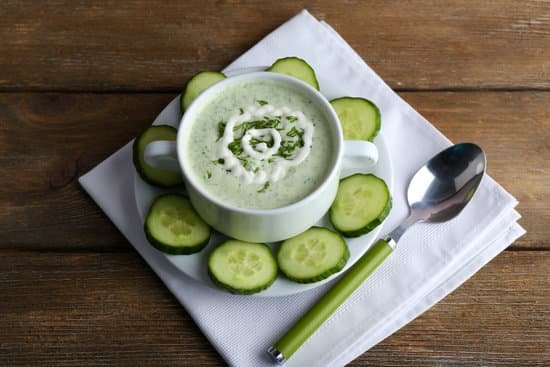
[{"left": 268, "top": 239, "right": 394, "bottom": 364}]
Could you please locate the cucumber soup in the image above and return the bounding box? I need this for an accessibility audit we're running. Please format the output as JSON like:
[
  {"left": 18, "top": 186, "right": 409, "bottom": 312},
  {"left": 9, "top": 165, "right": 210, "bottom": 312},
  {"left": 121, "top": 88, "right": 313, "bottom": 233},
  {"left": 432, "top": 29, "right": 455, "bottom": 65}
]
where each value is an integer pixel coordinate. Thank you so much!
[{"left": 185, "top": 79, "right": 333, "bottom": 209}]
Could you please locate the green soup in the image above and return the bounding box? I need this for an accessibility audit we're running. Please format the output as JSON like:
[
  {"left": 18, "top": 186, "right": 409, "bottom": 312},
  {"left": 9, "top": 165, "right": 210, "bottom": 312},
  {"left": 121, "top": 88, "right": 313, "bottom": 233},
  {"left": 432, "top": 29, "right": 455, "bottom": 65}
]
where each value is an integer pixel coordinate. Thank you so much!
[{"left": 184, "top": 79, "right": 334, "bottom": 209}]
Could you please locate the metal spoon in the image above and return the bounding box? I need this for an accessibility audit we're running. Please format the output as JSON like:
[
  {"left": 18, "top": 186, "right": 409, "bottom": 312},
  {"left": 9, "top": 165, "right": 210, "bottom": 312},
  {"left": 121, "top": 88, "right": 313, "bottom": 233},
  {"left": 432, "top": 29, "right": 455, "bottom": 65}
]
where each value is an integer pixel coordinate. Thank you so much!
[{"left": 268, "top": 143, "right": 486, "bottom": 364}]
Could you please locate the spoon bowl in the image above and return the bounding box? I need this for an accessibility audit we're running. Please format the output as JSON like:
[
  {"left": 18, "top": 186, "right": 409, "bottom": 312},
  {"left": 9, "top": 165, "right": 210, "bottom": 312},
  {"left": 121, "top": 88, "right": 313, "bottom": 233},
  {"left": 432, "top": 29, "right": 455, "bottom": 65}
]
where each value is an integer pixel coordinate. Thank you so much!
[{"left": 407, "top": 143, "right": 486, "bottom": 223}]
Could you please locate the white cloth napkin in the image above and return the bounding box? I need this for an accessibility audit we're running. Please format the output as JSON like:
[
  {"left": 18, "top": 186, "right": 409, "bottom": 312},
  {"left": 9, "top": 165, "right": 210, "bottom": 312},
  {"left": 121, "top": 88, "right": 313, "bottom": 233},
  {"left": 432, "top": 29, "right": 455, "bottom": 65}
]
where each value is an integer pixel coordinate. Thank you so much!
[{"left": 79, "top": 10, "right": 525, "bottom": 367}]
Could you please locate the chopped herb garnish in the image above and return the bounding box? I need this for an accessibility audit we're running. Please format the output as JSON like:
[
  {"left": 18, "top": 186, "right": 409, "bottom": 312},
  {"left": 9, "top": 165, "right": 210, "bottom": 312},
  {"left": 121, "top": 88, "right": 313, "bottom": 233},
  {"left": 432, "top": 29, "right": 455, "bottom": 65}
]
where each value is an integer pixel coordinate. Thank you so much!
[
  {"left": 257, "top": 99, "right": 268, "bottom": 106},
  {"left": 237, "top": 156, "right": 249, "bottom": 168},
  {"left": 239, "top": 107, "right": 244, "bottom": 115},
  {"left": 233, "top": 117, "right": 281, "bottom": 134},
  {"left": 250, "top": 135, "right": 275, "bottom": 149},
  {"left": 275, "top": 136, "right": 305, "bottom": 160},
  {"left": 216, "top": 121, "right": 226, "bottom": 141},
  {"left": 221, "top": 111, "right": 308, "bottom": 168},
  {"left": 228, "top": 140, "right": 243, "bottom": 156},
  {"left": 212, "top": 158, "right": 225, "bottom": 165},
  {"left": 206, "top": 170, "right": 212, "bottom": 179},
  {"left": 257, "top": 181, "right": 270, "bottom": 193},
  {"left": 286, "top": 126, "right": 304, "bottom": 138}
]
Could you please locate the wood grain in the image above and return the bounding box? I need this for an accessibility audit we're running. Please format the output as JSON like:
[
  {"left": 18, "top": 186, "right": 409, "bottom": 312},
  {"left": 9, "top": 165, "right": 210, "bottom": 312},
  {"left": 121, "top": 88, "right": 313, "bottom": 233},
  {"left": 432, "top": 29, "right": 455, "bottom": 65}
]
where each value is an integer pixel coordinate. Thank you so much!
[
  {"left": 0, "top": 250, "right": 224, "bottom": 366},
  {"left": 400, "top": 91, "right": 550, "bottom": 250},
  {"left": 0, "top": 91, "right": 546, "bottom": 250},
  {"left": 1, "top": 0, "right": 549, "bottom": 92},
  {"left": 0, "top": 92, "right": 174, "bottom": 249},
  {"left": 0, "top": 250, "right": 547, "bottom": 366},
  {"left": 1, "top": 2, "right": 547, "bottom": 365},
  {"left": 362, "top": 252, "right": 550, "bottom": 366}
]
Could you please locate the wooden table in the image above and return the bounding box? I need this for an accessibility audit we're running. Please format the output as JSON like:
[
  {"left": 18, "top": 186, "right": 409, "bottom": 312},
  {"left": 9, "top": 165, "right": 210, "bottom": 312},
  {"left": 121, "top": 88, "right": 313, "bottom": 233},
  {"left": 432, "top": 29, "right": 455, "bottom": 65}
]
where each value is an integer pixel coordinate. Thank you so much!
[{"left": 1, "top": 1, "right": 549, "bottom": 366}]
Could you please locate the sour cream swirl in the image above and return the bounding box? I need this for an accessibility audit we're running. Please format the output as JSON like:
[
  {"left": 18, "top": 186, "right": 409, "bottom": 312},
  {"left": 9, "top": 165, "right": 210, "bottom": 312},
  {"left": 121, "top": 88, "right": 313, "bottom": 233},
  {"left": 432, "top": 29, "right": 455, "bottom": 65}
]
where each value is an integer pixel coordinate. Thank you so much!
[{"left": 217, "top": 104, "right": 314, "bottom": 185}]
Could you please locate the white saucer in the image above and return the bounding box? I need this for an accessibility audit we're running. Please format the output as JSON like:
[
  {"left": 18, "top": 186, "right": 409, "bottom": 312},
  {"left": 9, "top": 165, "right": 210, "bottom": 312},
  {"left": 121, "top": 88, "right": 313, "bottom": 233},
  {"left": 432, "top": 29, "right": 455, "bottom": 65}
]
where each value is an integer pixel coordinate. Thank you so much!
[{"left": 133, "top": 69, "right": 393, "bottom": 297}]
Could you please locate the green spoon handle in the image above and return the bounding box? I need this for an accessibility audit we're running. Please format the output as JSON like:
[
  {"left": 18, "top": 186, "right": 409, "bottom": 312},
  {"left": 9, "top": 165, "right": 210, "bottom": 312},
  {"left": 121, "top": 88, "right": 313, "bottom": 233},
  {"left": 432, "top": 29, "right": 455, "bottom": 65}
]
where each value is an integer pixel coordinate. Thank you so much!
[{"left": 270, "top": 239, "right": 394, "bottom": 363}]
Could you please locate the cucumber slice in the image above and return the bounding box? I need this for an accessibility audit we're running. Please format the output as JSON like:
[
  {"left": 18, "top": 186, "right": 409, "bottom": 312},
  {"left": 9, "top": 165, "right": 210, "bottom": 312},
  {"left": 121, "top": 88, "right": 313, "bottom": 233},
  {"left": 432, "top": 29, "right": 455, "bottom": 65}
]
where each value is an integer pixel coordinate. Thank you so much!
[
  {"left": 181, "top": 71, "right": 226, "bottom": 112},
  {"left": 145, "top": 194, "right": 211, "bottom": 255},
  {"left": 133, "top": 125, "right": 183, "bottom": 188},
  {"left": 330, "top": 174, "right": 392, "bottom": 237},
  {"left": 331, "top": 97, "right": 381, "bottom": 141},
  {"left": 208, "top": 240, "right": 278, "bottom": 294},
  {"left": 277, "top": 227, "right": 349, "bottom": 283},
  {"left": 267, "top": 57, "right": 320, "bottom": 90}
]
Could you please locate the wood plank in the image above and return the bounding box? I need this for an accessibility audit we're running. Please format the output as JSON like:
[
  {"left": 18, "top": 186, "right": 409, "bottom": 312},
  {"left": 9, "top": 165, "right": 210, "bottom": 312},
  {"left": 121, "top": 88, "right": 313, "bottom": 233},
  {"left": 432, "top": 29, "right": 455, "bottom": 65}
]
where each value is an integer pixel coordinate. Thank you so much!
[
  {"left": 0, "top": 92, "right": 174, "bottom": 249},
  {"left": 1, "top": 0, "right": 549, "bottom": 91},
  {"left": 0, "top": 251, "right": 548, "bottom": 366},
  {"left": 400, "top": 91, "right": 550, "bottom": 250},
  {"left": 0, "top": 250, "right": 224, "bottom": 366},
  {"left": 0, "top": 91, "right": 546, "bottom": 250},
  {"left": 357, "top": 251, "right": 550, "bottom": 366}
]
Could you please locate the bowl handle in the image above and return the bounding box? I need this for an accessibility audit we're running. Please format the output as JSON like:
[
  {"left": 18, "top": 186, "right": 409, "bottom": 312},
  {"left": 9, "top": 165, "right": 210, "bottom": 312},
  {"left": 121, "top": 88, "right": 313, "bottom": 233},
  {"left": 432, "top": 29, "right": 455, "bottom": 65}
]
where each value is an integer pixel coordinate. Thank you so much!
[{"left": 341, "top": 140, "right": 379, "bottom": 177}]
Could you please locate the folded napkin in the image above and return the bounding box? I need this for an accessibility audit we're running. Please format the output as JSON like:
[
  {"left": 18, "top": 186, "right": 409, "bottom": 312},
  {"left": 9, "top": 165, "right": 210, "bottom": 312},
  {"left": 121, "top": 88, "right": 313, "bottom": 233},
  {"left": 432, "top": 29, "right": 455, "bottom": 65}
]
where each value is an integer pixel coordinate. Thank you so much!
[{"left": 79, "top": 10, "right": 525, "bottom": 367}]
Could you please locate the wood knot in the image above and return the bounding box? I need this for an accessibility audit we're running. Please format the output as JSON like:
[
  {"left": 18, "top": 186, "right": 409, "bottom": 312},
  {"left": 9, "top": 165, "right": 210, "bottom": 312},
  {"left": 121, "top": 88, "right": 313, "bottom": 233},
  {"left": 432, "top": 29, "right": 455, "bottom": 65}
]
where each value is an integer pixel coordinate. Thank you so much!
[{"left": 49, "top": 152, "right": 80, "bottom": 189}]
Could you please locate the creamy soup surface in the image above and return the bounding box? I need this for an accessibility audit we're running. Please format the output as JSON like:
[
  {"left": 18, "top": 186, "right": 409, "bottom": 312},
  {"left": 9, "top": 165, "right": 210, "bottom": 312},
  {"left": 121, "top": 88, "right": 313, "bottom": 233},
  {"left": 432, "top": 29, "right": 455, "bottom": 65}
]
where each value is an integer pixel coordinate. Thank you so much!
[{"left": 185, "top": 79, "right": 334, "bottom": 209}]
